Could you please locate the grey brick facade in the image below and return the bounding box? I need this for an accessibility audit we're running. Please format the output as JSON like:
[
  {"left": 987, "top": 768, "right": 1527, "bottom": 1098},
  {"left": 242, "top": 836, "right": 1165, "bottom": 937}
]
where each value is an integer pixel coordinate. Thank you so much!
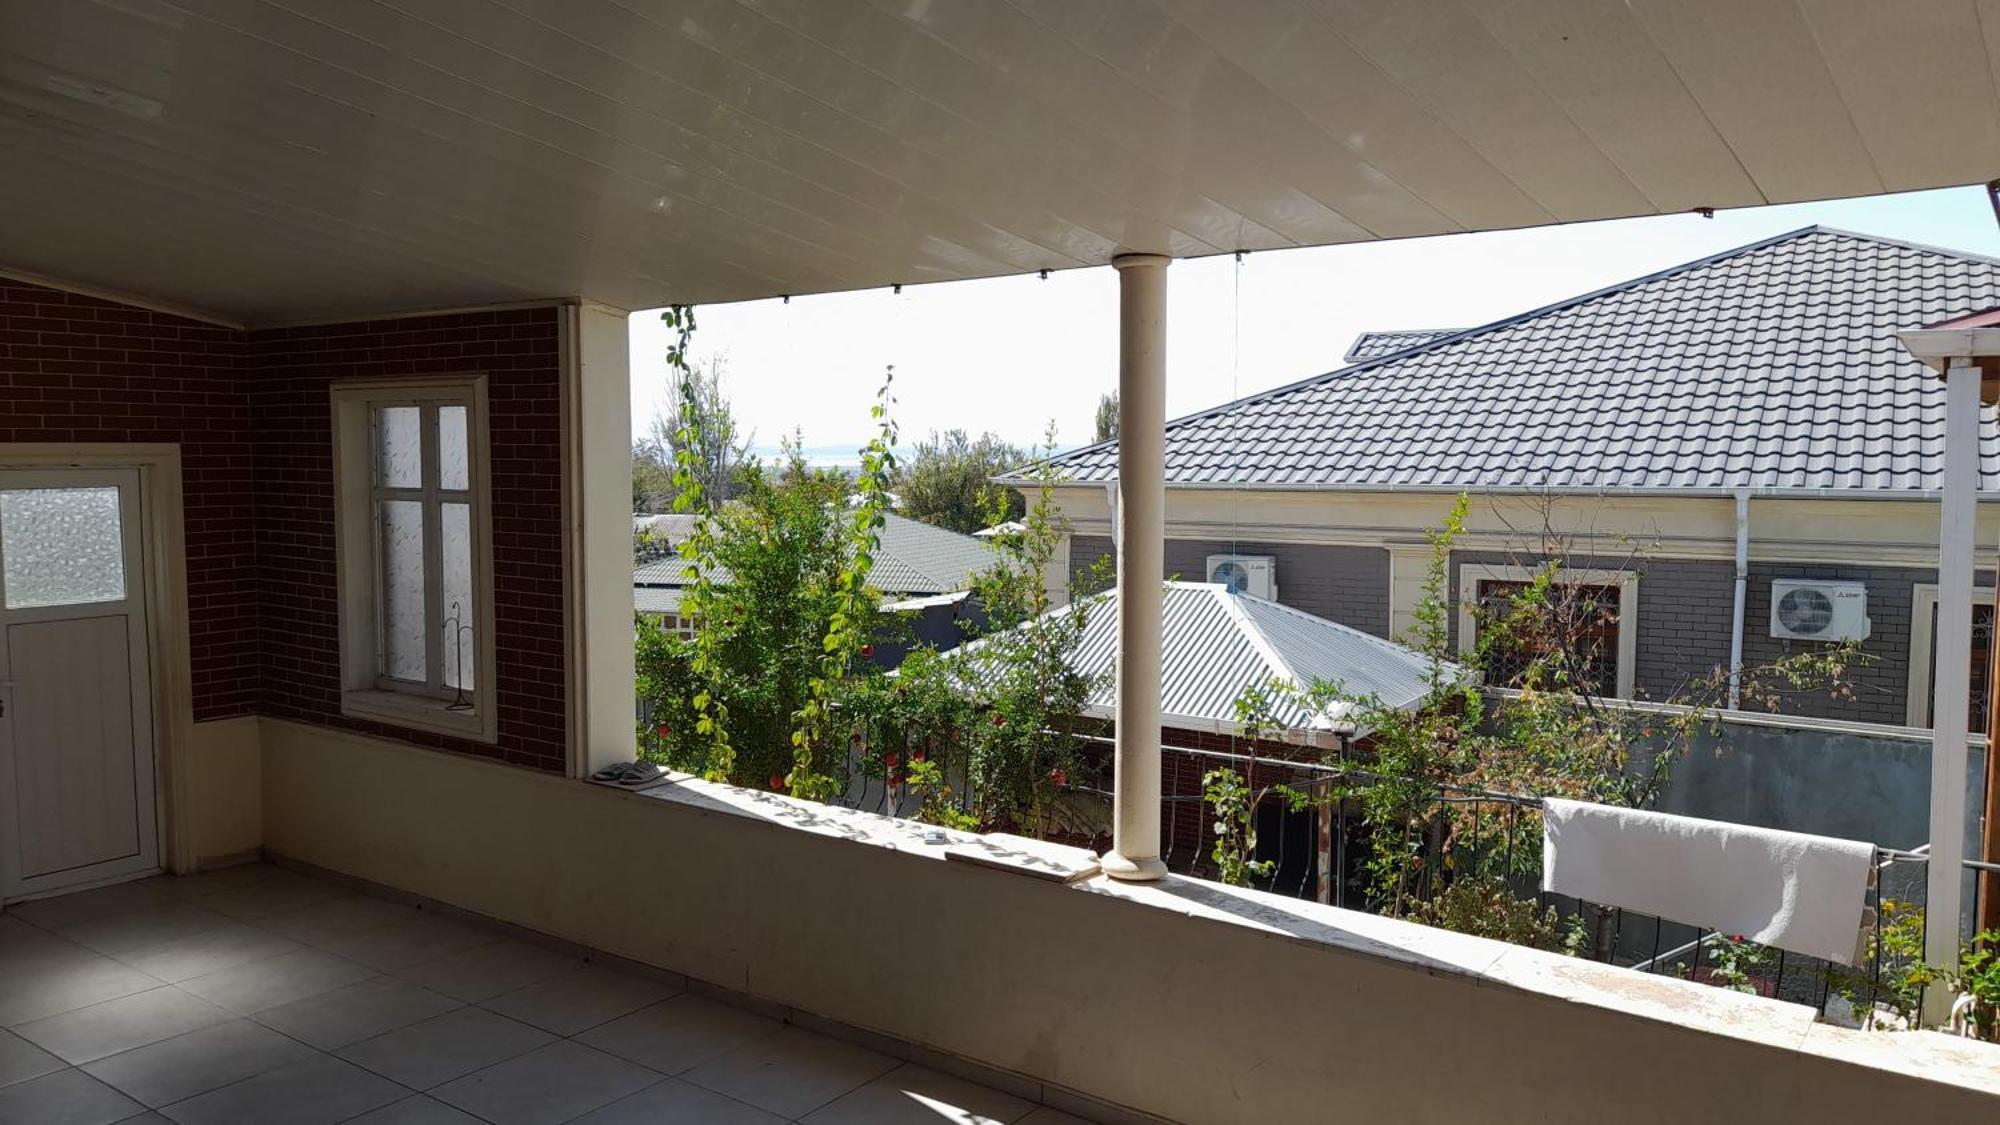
[
  {"left": 1076, "top": 533, "right": 1987, "bottom": 730},
  {"left": 1069, "top": 535, "right": 1391, "bottom": 638}
]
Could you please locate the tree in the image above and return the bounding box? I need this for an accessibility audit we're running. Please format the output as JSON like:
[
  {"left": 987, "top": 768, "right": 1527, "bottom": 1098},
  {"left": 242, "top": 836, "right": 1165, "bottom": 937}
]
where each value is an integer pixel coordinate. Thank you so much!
[
  {"left": 882, "top": 424, "right": 1101, "bottom": 834},
  {"left": 1093, "top": 391, "right": 1119, "bottom": 443},
  {"left": 632, "top": 441, "right": 675, "bottom": 513},
  {"left": 636, "top": 439, "right": 886, "bottom": 792},
  {"left": 893, "top": 429, "right": 1025, "bottom": 533},
  {"left": 641, "top": 338, "right": 747, "bottom": 513}
]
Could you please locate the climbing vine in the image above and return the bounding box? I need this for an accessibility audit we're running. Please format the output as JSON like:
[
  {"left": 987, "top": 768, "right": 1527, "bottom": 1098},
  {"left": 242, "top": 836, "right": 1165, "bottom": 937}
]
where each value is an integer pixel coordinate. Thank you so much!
[
  {"left": 663, "top": 304, "right": 737, "bottom": 783},
  {"left": 788, "top": 368, "right": 898, "bottom": 801}
]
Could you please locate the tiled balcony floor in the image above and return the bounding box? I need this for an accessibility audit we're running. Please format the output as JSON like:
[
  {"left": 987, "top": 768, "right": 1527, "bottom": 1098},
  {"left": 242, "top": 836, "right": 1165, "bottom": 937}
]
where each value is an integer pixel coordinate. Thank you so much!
[{"left": 0, "top": 864, "right": 1092, "bottom": 1124}]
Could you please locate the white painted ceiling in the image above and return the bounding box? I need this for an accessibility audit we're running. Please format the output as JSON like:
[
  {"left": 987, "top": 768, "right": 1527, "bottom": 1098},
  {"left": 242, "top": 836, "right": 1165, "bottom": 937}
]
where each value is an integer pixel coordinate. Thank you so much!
[{"left": 2, "top": 0, "right": 1998, "bottom": 324}]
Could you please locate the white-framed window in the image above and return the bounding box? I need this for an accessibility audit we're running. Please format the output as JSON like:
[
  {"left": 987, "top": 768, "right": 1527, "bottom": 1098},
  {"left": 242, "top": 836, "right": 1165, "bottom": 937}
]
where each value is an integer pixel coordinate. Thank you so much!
[
  {"left": 330, "top": 376, "right": 497, "bottom": 742},
  {"left": 1456, "top": 562, "right": 1639, "bottom": 699},
  {"left": 1905, "top": 583, "right": 1994, "bottom": 732}
]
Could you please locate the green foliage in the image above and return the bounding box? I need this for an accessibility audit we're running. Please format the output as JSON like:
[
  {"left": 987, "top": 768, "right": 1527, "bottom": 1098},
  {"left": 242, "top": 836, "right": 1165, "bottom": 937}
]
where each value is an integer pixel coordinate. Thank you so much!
[
  {"left": 788, "top": 369, "right": 898, "bottom": 801},
  {"left": 1698, "top": 934, "right": 1771, "bottom": 995},
  {"left": 893, "top": 429, "right": 1025, "bottom": 534},
  {"left": 1410, "top": 876, "right": 1582, "bottom": 954},
  {"left": 1827, "top": 902, "right": 2000, "bottom": 1038},
  {"left": 639, "top": 346, "right": 746, "bottom": 514},
  {"left": 1093, "top": 391, "right": 1119, "bottom": 444},
  {"left": 662, "top": 305, "right": 737, "bottom": 782},
  {"left": 821, "top": 423, "right": 1102, "bottom": 835},
  {"left": 1203, "top": 766, "right": 1274, "bottom": 887}
]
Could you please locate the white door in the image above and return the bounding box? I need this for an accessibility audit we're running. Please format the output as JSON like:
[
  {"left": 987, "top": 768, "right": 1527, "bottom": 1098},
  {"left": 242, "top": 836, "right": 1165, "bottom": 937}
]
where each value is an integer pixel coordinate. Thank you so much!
[{"left": 0, "top": 469, "right": 158, "bottom": 901}]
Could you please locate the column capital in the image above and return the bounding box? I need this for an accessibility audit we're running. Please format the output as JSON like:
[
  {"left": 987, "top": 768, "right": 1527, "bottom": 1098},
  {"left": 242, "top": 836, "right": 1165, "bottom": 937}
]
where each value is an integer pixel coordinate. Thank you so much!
[{"left": 1111, "top": 252, "right": 1171, "bottom": 272}]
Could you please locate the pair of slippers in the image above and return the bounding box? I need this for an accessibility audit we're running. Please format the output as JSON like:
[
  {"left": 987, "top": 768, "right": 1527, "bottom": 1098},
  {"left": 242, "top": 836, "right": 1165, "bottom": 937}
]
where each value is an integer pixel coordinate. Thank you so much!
[{"left": 590, "top": 760, "right": 666, "bottom": 787}]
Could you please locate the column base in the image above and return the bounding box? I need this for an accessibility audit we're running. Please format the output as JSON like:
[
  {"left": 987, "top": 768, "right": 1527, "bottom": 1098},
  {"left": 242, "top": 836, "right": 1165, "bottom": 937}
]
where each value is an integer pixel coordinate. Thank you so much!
[{"left": 1099, "top": 850, "right": 1168, "bottom": 882}]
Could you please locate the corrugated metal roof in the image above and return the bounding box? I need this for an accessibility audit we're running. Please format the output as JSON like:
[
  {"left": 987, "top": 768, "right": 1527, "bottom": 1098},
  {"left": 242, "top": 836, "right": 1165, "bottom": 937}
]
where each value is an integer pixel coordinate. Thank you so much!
[
  {"left": 635, "top": 587, "right": 683, "bottom": 615},
  {"left": 1343, "top": 327, "right": 1468, "bottom": 362},
  {"left": 946, "top": 582, "right": 1462, "bottom": 735},
  {"left": 1022, "top": 228, "right": 2000, "bottom": 495}
]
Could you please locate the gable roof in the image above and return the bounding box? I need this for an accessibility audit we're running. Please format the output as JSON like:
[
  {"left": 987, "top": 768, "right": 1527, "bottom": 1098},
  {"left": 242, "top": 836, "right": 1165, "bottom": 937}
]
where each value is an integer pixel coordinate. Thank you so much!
[
  {"left": 1022, "top": 228, "right": 2000, "bottom": 496},
  {"left": 1344, "top": 328, "right": 1468, "bottom": 362},
  {"left": 633, "top": 512, "right": 998, "bottom": 598},
  {"left": 944, "top": 582, "right": 1463, "bottom": 738}
]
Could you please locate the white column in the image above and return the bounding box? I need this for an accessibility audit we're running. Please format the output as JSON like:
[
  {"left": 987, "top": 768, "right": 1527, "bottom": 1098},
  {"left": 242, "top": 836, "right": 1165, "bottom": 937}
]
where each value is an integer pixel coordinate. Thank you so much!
[
  {"left": 1926, "top": 358, "right": 1978, "bottom": 1017},
  {"left": 1104, "top": 253, "right": 1169, "bottom": 882},
  {"left": 564, "top": 301, "right": 637, "bottom": 777}
]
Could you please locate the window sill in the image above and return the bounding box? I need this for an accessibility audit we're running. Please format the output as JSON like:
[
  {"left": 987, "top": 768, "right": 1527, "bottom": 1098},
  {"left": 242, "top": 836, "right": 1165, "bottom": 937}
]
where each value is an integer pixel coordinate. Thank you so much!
[{"left": 341, "top": 689, "right": 496, "bottom": 743}]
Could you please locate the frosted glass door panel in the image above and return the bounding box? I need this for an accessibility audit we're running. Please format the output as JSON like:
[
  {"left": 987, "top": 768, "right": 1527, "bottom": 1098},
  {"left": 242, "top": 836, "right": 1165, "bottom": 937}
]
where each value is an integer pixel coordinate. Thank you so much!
[{"left": 0, "top": 487, "right": 126, "bottom": 609}]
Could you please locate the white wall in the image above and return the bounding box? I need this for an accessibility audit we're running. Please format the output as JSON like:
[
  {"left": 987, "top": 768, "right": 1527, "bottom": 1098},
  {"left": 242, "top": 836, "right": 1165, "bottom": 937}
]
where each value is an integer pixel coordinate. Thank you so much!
[
  {"left": 256, "top": 718, "right": 2000, "bottom": 1124},
  {"left": 185, "top": 716, "right": 260, "bottom": 867}
]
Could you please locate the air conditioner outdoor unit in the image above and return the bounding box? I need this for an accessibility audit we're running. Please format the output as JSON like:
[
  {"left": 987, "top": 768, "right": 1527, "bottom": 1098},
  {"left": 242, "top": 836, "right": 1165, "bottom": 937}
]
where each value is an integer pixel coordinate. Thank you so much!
[
  {"left": 1207, "top": 554, "right": 1277, "bottom": 600},
  {"left": 1769, "top": 579, "right": 1870, "bottom": 642}
]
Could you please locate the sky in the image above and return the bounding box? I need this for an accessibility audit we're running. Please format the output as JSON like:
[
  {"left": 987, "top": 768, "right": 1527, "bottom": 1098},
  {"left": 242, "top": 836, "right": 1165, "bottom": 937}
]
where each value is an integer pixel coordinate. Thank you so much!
[{"left": 627, "top": 185, "right": 2000, "bottom": 463}]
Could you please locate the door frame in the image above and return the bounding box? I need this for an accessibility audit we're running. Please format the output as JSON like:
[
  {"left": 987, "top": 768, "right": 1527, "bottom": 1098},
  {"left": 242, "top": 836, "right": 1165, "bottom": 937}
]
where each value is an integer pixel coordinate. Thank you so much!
[{"left": 0, "top": 446, "right": 193, "bottom": 876}]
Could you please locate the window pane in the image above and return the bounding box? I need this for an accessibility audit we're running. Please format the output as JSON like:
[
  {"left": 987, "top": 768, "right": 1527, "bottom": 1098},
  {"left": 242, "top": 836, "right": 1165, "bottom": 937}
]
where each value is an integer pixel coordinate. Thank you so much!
[
  {"left": 379, "top": 499, "right": 427, "bottom": 682},
  {"left": 439, "top": 405, "right": 469, "bottom": 491},
  {"left": 441, "top": 501, "right": 474, "bottom": 691},
  {"left": 1478, "top": 579, "right": 1621, "bottom": 697},
  {"left": 375, "top": 406, "right": 422, "bottom": 489},
  {"left": 1, "top": 487, "right": 126, "bottom": 609}
]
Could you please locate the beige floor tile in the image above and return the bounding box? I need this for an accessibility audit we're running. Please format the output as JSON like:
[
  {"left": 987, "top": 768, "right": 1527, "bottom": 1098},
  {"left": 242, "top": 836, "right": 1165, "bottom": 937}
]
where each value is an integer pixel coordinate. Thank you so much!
[
  {"left": 7, "top": 884, "right": 170, "bottom": 931},
  {"left": 0, "top": 1028, "right": 63, "bottom": 1089},
  {"left": 176, "top": 948, "right": 375, "bottom": 1015},
  {"left": 196, "top": 872, "right": 346, "bottom": 922},
  {"left": 259, "top": 896, "right": 421, "bottom": 947},
  {"left": 0, "top": 1067, "right": 143, "bottom": 1125},
  {"left": 570, "top": 1077, "right": 786, "bottom": 1124},
  {"left": 0, "top": 950, "right": 162, "bottom": 1027},
  {"left": 252, "top": 977, "right": 460, "bottom": 1051},
  {"left": 801, "top": 1063, "right": 1037, "bottom": 1124},
  {"left": 429, "top": 1041, "right": 660, "bottom": 1125},
  {"left": 394, "top": 939, "right": 582, "bottom": 1003},
  {"left": 338, "top": 1007, "right": 554, "bottom": 1091},
  {"left": 1016, "top": 1108, "right": 1099, "bottom": 1125},
  {"left": 318, "top": 916, "right": 498, "bottom": 973},
  {"left": 80, "top": 1018, "right": 314, "bottom": 1107},
  {"left": 344, "top": 1094, "right": 488, "bottom": 1123},
  {"left": 156, "top": 1054, "right": 407, "bottom": 1125},
  {"left": 480, "top": 965, "right": 677, "bottom": 1036},
  {"left": 575, "top": 994, "right": 783, "bottom": 1075},
  {"left": 139, "top": 863, "right": 285, "bottom": 900},
  {"left": 112, "top": 922, "right": 302, "bottom": 984},
  {"left": 680, "top": 1027, "right": 899, "bottom": 1119},
  {"left": 11, "top": 986, "right": 227, "bottom": 1065},
  {"left": 55, "top": 904, "right": 234, "bottom": 958}
]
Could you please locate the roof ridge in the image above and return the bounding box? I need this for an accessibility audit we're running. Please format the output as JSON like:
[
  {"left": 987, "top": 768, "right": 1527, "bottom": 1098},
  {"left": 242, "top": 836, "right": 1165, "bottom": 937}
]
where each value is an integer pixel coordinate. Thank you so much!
[
  {"left": 1012, "top": 228, "right": 1834, "bottom": 479},
  {"left": 1210, "top": 585, "right": 1300, "bottom": 691},
  {"left": 1007, "top": 224, "right": 2000, "bottom": 485}
]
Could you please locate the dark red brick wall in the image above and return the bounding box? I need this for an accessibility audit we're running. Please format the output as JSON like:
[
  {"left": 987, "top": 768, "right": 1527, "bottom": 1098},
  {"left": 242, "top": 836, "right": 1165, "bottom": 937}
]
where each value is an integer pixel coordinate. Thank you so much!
[
  {"left": 1157, "top": 726, "right": 1324, "bottom": 870},
  {"left": 0, "top": 280, "right": 570, "bottom": 771},
  {"left": 0, "top": 282, "right": 259, "bottom": 719},
  {"left": 247, "top": 309, "right": 567, "bottom": 771}
]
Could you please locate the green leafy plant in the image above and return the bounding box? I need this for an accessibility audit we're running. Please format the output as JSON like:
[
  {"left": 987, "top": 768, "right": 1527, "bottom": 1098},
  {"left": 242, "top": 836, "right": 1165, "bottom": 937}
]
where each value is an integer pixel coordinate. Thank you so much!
[
  {"left": 1203, "top": 766, "right": 1274, "bottom": 887},
  {"left": 662, "top": 304, "right": 737, "bottom": 783},
  {"left": 789, "top": 368, "right": 898, "bottom": 801},
  {"left": 1410, "top": 875, "right": 1581, "bottom": 953}
]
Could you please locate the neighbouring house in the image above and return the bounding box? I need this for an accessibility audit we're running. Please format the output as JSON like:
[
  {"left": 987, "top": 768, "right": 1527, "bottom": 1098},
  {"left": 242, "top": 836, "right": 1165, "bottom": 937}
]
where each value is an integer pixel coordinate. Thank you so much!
[
  {"left": 634, "top": 510, "right": 999, "bottom": 658},
  {"left": 942, "top": 581, "right": 1466, "bottom": 879},
  {"left": 1020, "top": 227, "right": 2000, "bottom": 733}
]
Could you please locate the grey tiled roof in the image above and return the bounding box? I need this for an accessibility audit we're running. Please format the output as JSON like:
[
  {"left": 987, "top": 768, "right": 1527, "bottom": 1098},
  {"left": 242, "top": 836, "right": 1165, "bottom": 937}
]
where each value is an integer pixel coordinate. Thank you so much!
[
  {"left": 867, "top": 513, "right": 1002, "bottom": 594},
  {"left": 1343, "top": 327, "right": 1468, "bottom": 362},
  {"left": 1027, "top": 228, "right": 2000, "bottom": 495},
  {"left": 632, "top": 512, "right": 996, "bottom": 598},
  {"left": 944, "top": 582, "right": 1464, "bottom": 735}
]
